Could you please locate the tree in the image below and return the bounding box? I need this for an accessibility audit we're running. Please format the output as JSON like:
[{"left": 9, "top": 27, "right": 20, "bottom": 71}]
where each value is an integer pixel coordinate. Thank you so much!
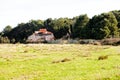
[
  {"left": 83, "top": 12, "right": 118, "bottom": 39},
  {"left": 72, "top": 14, "right": 89, "bottom": 38},
  {"left": 44, "top": 18, "right": 73, "bottom": 39},
  {"left": 7, "top": 20, "right": 44, "bottom": 43},
  {"left": 111, "top": 10, "right": 120, "bottom": 36},
  {"left": 3, "top": 25, "right": 12, "bottom": 35},
  {"left": 111, "top": 10, "right": 120, "bottom": 28},
  {"left": 44, "top": 18, "right": 55, "bottom": 33}
]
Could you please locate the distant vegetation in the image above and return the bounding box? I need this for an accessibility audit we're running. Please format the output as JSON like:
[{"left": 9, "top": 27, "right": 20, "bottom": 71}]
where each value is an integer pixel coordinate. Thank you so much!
[{"left": 1, "top": 10, "right": 120, "bottom": 43}]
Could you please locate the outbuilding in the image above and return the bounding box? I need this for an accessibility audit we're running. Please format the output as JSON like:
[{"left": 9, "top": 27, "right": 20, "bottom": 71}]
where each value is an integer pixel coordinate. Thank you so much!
[{"left": 27, "top": 29, "right": 54, "bottom": 43}]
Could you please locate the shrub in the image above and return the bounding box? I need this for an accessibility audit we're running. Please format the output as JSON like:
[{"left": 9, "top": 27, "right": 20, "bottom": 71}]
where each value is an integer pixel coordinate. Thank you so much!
[
  {"left": 101, "top": 38, "right": 120, "bottom": 45},
  {"left": 79, "top": 39, "right": 101, "bottom": 45},
  {"left": 52, "top": 58, "right": 71, "bottom": 63},
  {"left": 61, "top": 58, "right": 71, "bottom": 62},
  {"left": 48, "top": 39, "right": 79, "bottom": 44},
  {"left": 0, "top": 37, "right": 10, "bottom": 43},
  {"left": 98, "top": 55, "right": 108, "bottom": 60}
]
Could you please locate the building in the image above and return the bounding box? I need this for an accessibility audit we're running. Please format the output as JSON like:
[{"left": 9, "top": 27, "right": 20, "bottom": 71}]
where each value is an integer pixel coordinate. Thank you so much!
[{"left": 27, "top": 29, "right": 54, "bottom": 43}]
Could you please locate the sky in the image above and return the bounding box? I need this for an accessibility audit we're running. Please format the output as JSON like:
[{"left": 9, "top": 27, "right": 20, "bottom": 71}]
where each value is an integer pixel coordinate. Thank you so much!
[{"left": 0, "top": 0, "right": 120, "bottom": 31}]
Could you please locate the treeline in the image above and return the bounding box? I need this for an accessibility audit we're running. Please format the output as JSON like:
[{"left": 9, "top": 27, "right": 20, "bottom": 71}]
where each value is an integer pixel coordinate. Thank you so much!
[{"left": 0, "top": 10, "right": 120, "bottom": 43}]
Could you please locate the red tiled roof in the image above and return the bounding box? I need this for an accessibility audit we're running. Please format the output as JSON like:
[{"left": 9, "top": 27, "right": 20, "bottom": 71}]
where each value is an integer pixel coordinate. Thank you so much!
[
  {"left": 39, "top": 29, "right": 52, "bottom": 34},
  {"left": 39, "top": 29, "right": 47, "bottom": 33}
]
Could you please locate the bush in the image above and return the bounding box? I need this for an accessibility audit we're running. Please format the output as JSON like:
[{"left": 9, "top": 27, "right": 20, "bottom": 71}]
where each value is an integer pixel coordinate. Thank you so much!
[
  {"left": 48, "top": 39, "right": 79, "bottom": 44},
  {"left": 47, "top": 39, "right": 63, "bottom": 44},
  {"left": 101, "top": 38, "right": 120, "bottom": 45},
  {"left": 98, "top": 55, "right": 108, "bottom": 60},
  {"left": 0, "top": 37, "right": 10, "bottom": 43},
  {"left": 79, "top": 39, "right": 101, "bottom": 45}
]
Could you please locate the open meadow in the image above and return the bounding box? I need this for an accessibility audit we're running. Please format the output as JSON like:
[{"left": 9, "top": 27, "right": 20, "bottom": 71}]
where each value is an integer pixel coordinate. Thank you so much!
[{"left": 0, "top": 44, "right": 120, "bottom": 80}]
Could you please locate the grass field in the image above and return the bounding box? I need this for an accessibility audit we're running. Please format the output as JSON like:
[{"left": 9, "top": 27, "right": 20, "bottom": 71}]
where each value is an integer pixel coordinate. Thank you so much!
[{"left": 0, "top": 44, "right": 120, "bottom": 80}]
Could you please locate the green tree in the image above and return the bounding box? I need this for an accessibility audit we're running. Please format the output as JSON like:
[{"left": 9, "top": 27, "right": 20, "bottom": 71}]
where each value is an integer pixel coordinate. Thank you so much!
[
  {"left": 3, "top": 25, "right": 12, "bottom": 35},
  {"left": 111, "top": 10, "right": 120, "bottom": 28},
  {"left": 72, "top": 14, "right": 89, "bottom": 38},
  {"left": 7, "top": 20, "right": 44, "bottom": 43},
  {"left": 44, "top": 18, "right": 73, "bottom": 39},
  {"left": 111, "top": 10, "right": 120, "bottom": 36},
  {"left": 83, "top": 12, "right": 118, "bottom": 39},
  {"left": 44, "top": 18, "right": 55, "bottom": 33}
]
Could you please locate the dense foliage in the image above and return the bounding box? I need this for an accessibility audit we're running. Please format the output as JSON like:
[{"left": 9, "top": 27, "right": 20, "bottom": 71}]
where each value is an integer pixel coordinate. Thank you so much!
[
  {"left": 0, "top": 10, "right": 120, "bottom": 43},
  {"left": 72, "top": 14, "right": 89, "bottom": 38},
  {"left": 82, "top": 12, "right": 119, "bottom": 39}
]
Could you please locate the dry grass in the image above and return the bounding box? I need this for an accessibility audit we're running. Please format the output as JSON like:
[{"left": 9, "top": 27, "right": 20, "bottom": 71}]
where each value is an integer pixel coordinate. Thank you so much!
[{"left": 0, "top": 44, "right": 120, "bottom": 80}]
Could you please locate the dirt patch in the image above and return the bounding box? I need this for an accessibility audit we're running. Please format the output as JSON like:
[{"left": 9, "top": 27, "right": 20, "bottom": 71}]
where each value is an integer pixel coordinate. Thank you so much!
[
  {"left": 98, "top": 55, "right": 108, "bottom": 60},
  {"left": 52, "top": 58, "right": 72, "bottom": 63},
  {"left": 61, "top": 58, "right": 71, "bottom": 62}
]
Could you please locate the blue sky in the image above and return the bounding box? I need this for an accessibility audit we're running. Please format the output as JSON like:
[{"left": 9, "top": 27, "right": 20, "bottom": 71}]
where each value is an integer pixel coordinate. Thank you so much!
[{"left": 0, "top": 0, "right": 120, "bottom": 31}]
